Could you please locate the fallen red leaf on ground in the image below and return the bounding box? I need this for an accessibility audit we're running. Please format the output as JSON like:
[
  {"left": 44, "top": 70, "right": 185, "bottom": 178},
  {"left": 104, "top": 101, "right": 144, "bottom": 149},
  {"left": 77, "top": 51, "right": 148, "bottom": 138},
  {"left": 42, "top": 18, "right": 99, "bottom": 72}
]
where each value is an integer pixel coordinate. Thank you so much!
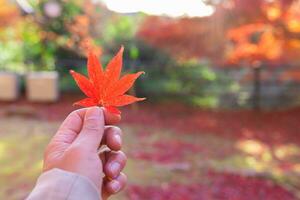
[{"left": 127, "top": 172, "right": 296, "bottom": 200}]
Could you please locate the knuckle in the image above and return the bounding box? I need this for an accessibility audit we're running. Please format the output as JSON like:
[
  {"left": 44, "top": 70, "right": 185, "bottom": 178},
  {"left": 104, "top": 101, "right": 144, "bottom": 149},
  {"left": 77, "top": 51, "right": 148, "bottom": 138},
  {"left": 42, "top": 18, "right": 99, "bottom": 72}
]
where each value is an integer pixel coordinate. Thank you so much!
[
  {"left": 111, "top": 126, "right": 122, "bottom": 135},
  {"left": 120, "top": 172, "right": 128, "bottom": 185},
  {"left": 109, "top": 126, "right": 121, "bottom": 132},
  {"left": 116, "top": 151, "right": 127, "bottom": 163}
]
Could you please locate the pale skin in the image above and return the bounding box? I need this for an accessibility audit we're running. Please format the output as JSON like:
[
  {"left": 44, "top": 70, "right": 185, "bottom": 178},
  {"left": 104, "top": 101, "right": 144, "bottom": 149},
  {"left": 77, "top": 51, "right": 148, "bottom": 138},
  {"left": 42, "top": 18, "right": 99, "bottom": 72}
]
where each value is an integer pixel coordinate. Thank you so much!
[{"left": 43, "top": 107, "right": 127, "bottom": 199}]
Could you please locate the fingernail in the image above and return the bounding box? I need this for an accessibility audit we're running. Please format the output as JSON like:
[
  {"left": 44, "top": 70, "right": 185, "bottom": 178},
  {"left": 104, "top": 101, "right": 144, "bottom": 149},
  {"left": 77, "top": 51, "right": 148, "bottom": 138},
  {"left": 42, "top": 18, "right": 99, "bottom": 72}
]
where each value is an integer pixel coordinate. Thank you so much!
[
  {"left": 86, "top": 107, "right": 101, "bottom": 120},
  {"left": 113, "top": 134, "right": 121, "bottom": 145},
  {"left": 110, "top": 180, "right": 121, "bottom": 193},
  {"left": 109, "top": 162, "right": 121, "bottom": 176}
]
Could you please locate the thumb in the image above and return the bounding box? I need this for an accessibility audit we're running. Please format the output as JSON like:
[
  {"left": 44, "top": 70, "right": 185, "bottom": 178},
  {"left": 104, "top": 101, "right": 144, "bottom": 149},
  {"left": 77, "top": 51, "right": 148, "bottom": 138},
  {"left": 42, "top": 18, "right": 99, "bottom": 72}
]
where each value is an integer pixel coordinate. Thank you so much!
[{"left": 74, "top": 107, "right": 105, "bottom": 151}]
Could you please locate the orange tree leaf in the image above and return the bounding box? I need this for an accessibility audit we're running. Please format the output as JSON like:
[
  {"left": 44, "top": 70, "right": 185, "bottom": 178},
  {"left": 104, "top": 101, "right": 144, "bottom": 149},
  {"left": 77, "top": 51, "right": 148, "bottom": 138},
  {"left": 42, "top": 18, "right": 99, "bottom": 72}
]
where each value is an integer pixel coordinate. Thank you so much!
[
  {"left": 73, "top": 98, "right": 98, "bottom": 107},
  {"left": 105, "top": 46, "right": 124, "bottom": 87},
  {"left": 87, "top": 52, "right": 104, "bottom": 98},
  {"left": 104, "top": 106, "right": 121, "bottom": 115},
  {"left": 71, "top": 46, "right": 146, "bottom": 112},
  {"left": 88, "top": 51, "right": 104, "bottom": 84},
  {"left": 107, "top": 95, "right": 146, "bottom": 107},
  {"left": 107, "top": 71, "right": 145, "bottom": 98},
  {"left": 70, "top": 70, "right": 95, "bottom": 98}
]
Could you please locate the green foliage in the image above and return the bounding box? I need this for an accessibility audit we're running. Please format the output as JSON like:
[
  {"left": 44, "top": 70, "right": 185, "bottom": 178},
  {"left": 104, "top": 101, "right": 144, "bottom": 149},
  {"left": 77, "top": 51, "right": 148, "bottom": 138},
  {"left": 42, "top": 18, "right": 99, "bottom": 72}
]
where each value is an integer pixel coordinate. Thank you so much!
[
  {"left": 102, "top": 14, "right": 145, "bottom": 68},
  {"left": 0, "top": 0, "right": 86, "bottom": 72},
  {"left": 0, "top": 20, "right": 56, "bottom": 72},
  {"left": 0, "top": 28, "right": 24, "bottom": 72},
  {"left": 137, "top": 56, "right": 229, "bottom": 108},
  {"left": 131, "top": 50, "right": 238, "bottom": 108},
  {"left": 34, "top": 0, "right": 82, "bottom": 35},
  {"left": 60, "top": 63, "right": 87, "bottom": 92},
  {"left": 21, "top": 22, "right": 56, "bottom": 71},
  {"left": 103, "top": 15, "right": 140, "bottom": 44}
]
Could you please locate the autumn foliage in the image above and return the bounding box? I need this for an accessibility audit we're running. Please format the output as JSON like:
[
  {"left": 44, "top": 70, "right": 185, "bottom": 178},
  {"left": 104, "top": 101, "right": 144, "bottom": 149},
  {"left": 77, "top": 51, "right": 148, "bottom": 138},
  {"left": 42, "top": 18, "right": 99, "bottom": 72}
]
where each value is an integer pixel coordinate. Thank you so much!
[
  {"left": 137, "top": 16, "right": 213, "bottom": 60},
  {"left": 225, "top": 24, "right": 283, "bottom": 65},
  {"left": 137, "top": 0, "right": 300, "bottom": 67},
  {"left": 70, "top": 46, "right": 145, "bottom": 114},
  {"left": 35, "top": 0, "right": 103, "bottom": 57},
  {"left": 225, "top": 1, "right": 300, "bottom": 66},
  {"left": 64, "top": 1, "right": 103, "bottom": 56},
  {"left": 0, "top": 0, "right": 20, "bottom": 28}
]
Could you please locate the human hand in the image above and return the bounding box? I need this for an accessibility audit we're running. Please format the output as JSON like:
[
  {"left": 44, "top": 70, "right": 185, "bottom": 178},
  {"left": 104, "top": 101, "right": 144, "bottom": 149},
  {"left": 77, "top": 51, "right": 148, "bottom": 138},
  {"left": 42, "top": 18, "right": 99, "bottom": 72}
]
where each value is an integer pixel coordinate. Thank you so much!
[{"left": 43, "top": 107, "right": 127, "bottom": 199}]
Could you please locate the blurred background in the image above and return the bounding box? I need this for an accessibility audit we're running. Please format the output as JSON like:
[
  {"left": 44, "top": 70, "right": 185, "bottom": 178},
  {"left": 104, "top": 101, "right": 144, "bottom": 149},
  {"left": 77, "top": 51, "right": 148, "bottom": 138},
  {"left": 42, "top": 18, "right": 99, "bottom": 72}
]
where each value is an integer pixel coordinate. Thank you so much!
[{"left": 0, "top": 0, "right": 300, "bottom": 199}]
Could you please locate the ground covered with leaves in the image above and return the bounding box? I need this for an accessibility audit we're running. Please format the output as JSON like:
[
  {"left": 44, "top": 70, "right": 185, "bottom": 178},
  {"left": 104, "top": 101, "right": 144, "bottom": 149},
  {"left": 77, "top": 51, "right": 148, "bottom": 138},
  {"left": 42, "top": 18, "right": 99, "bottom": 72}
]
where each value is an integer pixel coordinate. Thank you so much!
[{"left": 0, "top": 95, "right": 299, "bottom": 200}]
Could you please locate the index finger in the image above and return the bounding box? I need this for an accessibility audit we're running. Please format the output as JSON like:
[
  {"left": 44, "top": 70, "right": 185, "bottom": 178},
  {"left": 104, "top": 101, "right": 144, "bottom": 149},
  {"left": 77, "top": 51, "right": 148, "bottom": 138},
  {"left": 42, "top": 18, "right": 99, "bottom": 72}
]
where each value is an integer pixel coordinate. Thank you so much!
[{"left": 75, "top": 107, "right": 121, "bottom": 125}]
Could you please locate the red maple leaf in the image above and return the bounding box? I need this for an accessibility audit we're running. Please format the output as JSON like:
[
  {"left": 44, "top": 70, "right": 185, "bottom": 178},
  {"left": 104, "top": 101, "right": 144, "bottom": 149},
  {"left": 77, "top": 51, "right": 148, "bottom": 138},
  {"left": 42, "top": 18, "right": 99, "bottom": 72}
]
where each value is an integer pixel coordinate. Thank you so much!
[{"left": 70, "top": 46, "right": 145, "bottom": 114}]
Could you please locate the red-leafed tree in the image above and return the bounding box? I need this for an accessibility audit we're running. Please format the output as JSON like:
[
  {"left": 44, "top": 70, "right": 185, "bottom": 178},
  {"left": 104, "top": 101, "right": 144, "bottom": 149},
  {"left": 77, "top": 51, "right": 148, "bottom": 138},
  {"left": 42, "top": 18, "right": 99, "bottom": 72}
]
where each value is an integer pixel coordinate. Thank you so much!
[
  {"left": 137, "top": 16, "right": 215, "bottom": 60},
  {"left": 225, "top": 0, "right": 300, "bottom": 66},
  {"left": 137, "top": 0, "right": 300, "bottom": 65},
  {"left": 225, "top": 24, "right": 283, "bottom": 66},
  {"left": 223, "top": 0, "right": 300, "bottom": 109}
]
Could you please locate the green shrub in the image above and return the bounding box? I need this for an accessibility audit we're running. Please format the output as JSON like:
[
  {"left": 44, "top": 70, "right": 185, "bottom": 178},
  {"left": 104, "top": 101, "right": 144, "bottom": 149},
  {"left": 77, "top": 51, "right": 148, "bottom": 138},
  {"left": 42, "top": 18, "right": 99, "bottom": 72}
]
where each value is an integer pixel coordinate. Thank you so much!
[
  {"left": 135, "top": 56, "right": 235, "bottom": 108},
  {"left": 0, "top": 28, "right": 24, "bottom": 72}
]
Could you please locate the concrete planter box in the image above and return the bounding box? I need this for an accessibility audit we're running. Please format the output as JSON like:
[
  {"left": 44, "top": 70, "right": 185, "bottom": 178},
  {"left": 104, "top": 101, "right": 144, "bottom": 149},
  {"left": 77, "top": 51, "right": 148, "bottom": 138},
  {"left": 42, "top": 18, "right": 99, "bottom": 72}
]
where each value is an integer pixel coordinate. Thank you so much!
[
  {"left": 26, "top": 71, "right": 59, "bottom": 102},
  {"left": 0, "top": 72, "right": 19, "bottom": 101}
]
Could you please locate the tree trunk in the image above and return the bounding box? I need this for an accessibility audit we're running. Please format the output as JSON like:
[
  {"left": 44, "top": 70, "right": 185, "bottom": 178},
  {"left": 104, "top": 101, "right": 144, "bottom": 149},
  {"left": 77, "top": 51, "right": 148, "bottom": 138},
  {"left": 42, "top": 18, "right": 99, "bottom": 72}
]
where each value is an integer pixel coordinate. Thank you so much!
[{"left": 253, "top": 65, "right": 261, "bottom": 110}]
